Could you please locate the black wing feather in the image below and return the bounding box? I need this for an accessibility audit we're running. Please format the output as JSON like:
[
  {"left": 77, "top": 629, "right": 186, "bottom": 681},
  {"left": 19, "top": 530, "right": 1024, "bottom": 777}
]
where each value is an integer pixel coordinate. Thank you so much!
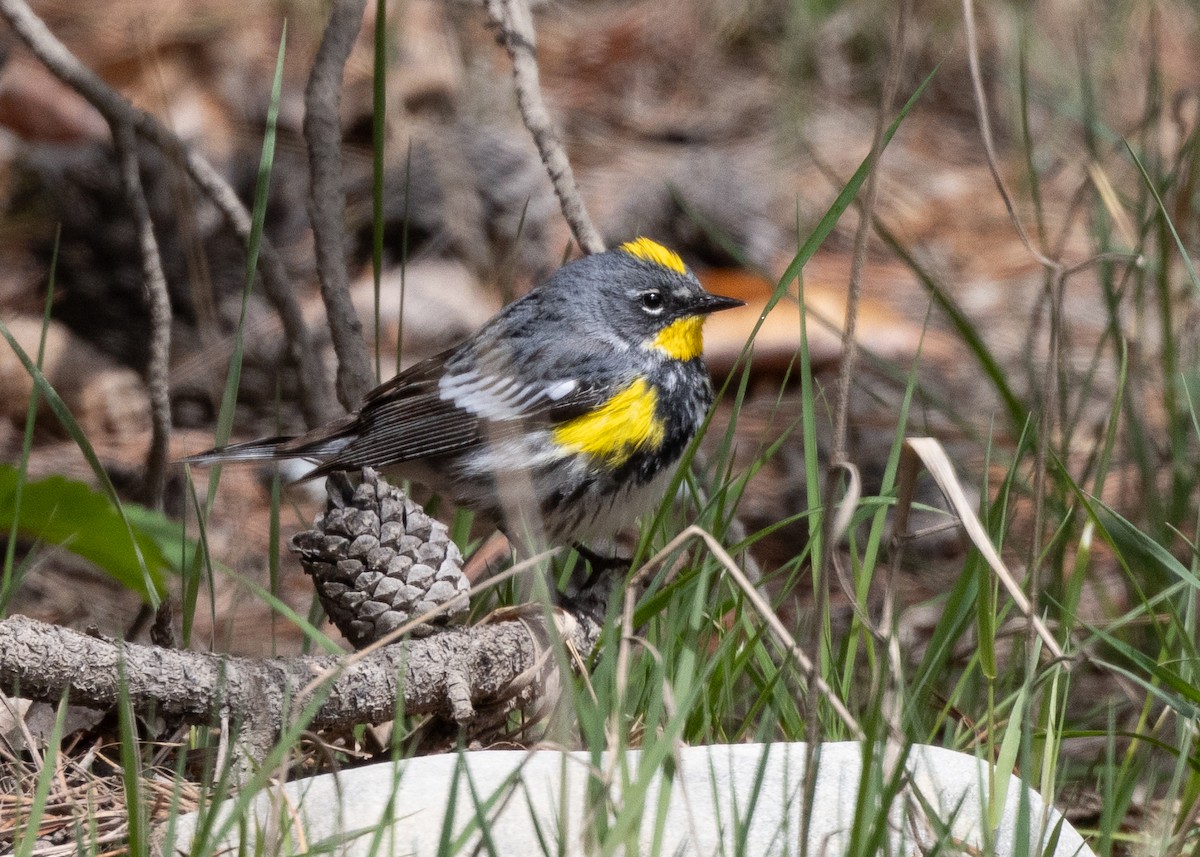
[{"left": 183, "top": 332, "right": 623, "bottom": 477}]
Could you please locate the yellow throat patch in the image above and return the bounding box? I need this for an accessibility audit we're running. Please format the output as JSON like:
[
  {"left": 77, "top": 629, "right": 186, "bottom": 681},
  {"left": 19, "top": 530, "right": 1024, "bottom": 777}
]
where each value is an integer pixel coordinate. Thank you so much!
[
  {"left": 553, "top": 377, "right": 665, "bottom": 467},
  {"left": 649, "top": 316, "right": 706, "bottom": 361},
  {"left": 619, "top": 237, "right": 687, "bottom": 274}
]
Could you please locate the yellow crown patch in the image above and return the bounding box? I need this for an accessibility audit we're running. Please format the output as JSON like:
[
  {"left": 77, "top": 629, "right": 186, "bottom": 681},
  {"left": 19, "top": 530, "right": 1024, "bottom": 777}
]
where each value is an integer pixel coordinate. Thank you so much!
[{"left": 619, "top": 237, "right": 687, "bottom": 275}]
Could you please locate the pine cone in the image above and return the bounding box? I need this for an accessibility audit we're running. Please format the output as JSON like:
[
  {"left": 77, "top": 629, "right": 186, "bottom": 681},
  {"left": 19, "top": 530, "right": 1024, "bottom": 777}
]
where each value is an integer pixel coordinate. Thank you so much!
[{"left": 291, "top": 468, "right": 469, "bottom": 648}]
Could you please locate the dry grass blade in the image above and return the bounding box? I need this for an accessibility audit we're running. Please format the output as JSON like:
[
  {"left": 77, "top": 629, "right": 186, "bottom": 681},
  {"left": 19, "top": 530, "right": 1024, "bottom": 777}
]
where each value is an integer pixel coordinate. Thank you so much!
[
  {"left": 896, "top": 438, "right": 1067, "bottom": 663},
  {"left": 825, "top": 462, "right": 863, "bottom": 550},
  {"left": 621, "top": 525, "right": 864, "bottom": 739},
  {"left": 1086, "top": 163, "right": 1137, "bottom": 249},
  {"left": 960, "top": 0, "right": 1057, "bottom": 271},
  {"left": 0, "top": 741, "right": 201, "bottom": 856}
]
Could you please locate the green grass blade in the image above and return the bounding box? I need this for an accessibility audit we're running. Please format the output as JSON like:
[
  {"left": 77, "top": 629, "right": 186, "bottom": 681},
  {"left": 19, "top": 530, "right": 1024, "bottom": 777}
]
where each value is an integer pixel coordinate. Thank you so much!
[
  {"left": 0, "top": 323, "right": 163, "bottom": 603},
  {"left": 209, "top": 25, "right": 288, "bottom": 458},
  {"left": 1125, "top": 140, "right": 1200, "bottom": 296},
  {"left": 118, "top": 657, "right": 148, "bottom": 856},
  {"left": 2, "top": 233, "right": 58, "bottom": 613}
]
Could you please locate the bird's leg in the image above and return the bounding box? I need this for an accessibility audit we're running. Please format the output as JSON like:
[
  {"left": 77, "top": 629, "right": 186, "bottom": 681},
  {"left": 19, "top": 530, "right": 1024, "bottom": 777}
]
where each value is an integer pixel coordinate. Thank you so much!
[
  {"left": 572, "top": 543, "right": 631, "bottom": 591},
  {"left": 325, "top": 470, "right": 358, "bottom": 507},
  {"left": 553, "top": 544, "right": 630, "bottom": 625}
]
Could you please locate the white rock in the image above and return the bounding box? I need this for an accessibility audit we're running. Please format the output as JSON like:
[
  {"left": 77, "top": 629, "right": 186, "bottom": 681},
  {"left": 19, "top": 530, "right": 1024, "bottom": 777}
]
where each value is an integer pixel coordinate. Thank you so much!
[{"left": 161, "top": 742, "right": 1094, "bottom": 856}]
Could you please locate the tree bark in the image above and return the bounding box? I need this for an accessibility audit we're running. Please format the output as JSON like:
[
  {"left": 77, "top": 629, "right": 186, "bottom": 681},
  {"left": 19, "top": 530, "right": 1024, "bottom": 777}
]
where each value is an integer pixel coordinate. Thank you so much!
[{"left": 0, "top": 610, "right": 599, "bottom": 767}]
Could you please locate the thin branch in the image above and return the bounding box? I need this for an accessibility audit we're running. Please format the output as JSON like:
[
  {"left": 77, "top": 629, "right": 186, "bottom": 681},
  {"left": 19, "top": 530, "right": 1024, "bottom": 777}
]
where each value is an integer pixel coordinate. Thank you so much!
[
  {"left": 484, "top": 0, "right": 604, "bottom": 255},
  {"left": 113, "top": 123, "right": 172, "bottom": 508},
  {"left": 304, "top": 0, "right": 375, "bottom": 409},
  {"left": 0, "top": 0, "right": 337, "bottom": 429},
  {"left": 830, "top": 0, "right": 910, "bottom": 464}
]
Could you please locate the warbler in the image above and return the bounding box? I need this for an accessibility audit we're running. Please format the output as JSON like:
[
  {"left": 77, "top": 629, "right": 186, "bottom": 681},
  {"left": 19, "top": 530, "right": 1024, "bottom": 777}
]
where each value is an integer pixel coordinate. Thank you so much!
[{"left": 184, "top": 237, "right": 743, "bottom": 554}]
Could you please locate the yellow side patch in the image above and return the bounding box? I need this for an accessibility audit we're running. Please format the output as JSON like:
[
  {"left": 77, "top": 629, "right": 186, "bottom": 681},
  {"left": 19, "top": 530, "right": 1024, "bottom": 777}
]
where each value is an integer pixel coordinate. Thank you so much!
[
  {"left": 553, "top": 377, "right": 665, "bottom": 467},
  {"left": 619, "top": 237, "right": 687, "bottom": 274},
  {"left": 648, "top": 316, "right": 706, "bottom": 361}
]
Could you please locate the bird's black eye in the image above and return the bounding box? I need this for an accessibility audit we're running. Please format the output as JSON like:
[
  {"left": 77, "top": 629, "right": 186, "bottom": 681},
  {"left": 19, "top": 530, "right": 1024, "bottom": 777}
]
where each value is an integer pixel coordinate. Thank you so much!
[{"left": 640, "top": 290, "right": 664, "bottom": 314}]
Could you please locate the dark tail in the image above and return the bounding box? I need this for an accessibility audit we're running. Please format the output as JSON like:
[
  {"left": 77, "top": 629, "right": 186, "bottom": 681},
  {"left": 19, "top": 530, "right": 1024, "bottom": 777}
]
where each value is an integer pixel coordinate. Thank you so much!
[{"left": 178, "top": 435, "right": 301, "bottom": 467}]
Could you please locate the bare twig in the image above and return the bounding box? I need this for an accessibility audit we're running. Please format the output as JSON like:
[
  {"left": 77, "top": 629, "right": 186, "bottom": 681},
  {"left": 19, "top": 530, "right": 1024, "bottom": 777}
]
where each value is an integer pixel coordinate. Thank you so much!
[
  {"left": 484, "top": 0, "right": 604, "bottom": 255},
  {"left": 304, "top": 0, "right": 375, "bottom": 409},
  {"left": 113, "top": 122, "right": 172, "bottom": 508},
  {"left": 0, "top": 0, "right": 336, "bottom": 429},
  {"left": 830, "top": 0, "right": 910, "bottom": 464}
]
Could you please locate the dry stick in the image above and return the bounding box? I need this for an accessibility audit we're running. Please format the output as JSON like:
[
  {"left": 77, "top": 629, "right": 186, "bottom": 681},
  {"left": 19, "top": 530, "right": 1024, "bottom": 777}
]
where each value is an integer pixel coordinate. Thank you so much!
[
  {"left": 5, "top": 8, "right": 176, "bottom": 501},
  {"left": 0, "top": 0, "right": 335, "bottom": 430},
  {"left": 484, "top": 0, "right": 604, "bottom": 256},
  {"left": 0, "top": 545, "right": 594, "bottom": 782},
  {"left": 113, "top": 122, "right": 172, "bottom": 509},
  {"left": 304, "top": 0, "right": 376, "bottom": 409}
]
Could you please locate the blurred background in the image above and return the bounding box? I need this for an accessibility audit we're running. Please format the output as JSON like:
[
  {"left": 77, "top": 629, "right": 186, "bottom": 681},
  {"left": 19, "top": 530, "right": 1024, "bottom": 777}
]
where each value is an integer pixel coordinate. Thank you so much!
[{"left": 0, "top": 0, "right": 1195, "bottom": 658}]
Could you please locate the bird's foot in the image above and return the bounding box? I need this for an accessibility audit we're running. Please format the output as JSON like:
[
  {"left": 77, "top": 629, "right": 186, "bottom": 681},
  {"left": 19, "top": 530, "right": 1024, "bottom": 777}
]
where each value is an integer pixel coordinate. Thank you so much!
[
  {"left": 572, "top": 543, "right": 632, "bottom": 590},
  {"left": 552, "top": 544, "right": 631, "bottom": 624}
]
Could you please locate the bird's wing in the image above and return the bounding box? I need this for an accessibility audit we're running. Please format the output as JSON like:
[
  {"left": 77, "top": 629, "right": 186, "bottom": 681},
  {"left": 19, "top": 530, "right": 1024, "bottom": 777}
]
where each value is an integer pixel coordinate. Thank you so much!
[
  {"left": 302, "top": 353, "right": 612, "bottom": 476},
  {"left": 437, "top": 368, "right": 606, "bottom": 423}
]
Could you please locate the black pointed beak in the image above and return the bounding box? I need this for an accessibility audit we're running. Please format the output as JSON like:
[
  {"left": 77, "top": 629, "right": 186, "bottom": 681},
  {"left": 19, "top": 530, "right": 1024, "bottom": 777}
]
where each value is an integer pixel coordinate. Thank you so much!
[{"left": 696, "top": 292, "right": 746, "bottom": 315}]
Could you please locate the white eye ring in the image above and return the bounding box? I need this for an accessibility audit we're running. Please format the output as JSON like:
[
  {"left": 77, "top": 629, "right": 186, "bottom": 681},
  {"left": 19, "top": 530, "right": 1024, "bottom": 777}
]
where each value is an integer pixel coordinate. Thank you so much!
[{"left": 640, "top": 290, "right": 665, "bottom": 314}]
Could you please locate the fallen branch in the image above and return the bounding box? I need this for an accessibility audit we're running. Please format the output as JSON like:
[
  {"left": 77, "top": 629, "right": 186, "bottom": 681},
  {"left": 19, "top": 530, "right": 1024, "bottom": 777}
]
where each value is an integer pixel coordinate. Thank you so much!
[
  {"left": 2, "top": 467, "right": 603, "bottom": 781},
  {"left": 0, "top": 609, "right": 599, "bottom": 774}
]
